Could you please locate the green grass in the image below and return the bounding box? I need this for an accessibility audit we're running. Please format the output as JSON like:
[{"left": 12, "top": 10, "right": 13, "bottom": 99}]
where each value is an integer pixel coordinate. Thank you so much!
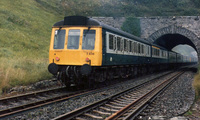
[
  {"left": 184, "top": 110, "right": 193, "bottom": 116},
  {"left": 193, "top": 66, "right": 200, "bottom": 99},
  {"left": 0, "top": 0, "right": 63, "bottom": 94}
]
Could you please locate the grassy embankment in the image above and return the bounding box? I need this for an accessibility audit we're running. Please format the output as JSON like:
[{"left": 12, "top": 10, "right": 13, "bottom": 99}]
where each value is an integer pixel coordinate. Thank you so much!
[
  {"left": 184, "top": 65, "right": 200, "bottom": 116},
  {"left": 0, "top": 0, "right": 63, "bottom": 94},
  {"left": 193, "top": 65, "right": 200, "bottom": 99}
]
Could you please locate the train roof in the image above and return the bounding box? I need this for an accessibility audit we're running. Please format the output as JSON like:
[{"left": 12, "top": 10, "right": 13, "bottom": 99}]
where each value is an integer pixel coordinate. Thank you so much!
[{"left": 53, "top": 16, "right": 150, "bottom": 45}]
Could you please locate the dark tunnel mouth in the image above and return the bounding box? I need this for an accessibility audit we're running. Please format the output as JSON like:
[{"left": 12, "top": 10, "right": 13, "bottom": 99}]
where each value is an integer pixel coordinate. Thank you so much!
[{"left": 154, "top": 34, "right": 198, "bottom": 52}]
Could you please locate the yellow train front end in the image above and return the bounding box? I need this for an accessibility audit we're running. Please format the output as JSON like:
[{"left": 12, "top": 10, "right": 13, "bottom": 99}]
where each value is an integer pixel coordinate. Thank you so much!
[
  {"left": 48, "top": 16, "right": 103, "bottom": 87},
  {"left": 49, "top": 27, "right": 102, "bottom": 66}
]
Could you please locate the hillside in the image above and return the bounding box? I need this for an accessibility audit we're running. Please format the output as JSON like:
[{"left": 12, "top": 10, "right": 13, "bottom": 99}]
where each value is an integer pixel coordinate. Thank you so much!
[
  {"left": 0, "top": 0, "right": 63, "bottom": 93},
  {"left": 61, "top": 0, "right": 200, "bottom": 17}
]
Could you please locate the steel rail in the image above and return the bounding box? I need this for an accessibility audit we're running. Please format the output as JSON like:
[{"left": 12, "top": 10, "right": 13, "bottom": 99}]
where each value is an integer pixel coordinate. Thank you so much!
[
  {"left": 0, "top": 70, "right": 175, "bottom": 119},
  {"left": 0, "top": 89, "right": 92, "bottom": 119},
  {"left": 0, "top": 72, "right": 154, "bottom": 119},
  {"left": 0, "top": 86, "right": 65, "bottom": 103},
  {"left": 106, "top": 71, "right": 184, "bottom": 120},
  {"left": 52, "top": 71, "right": 178, "bottom": 120}
]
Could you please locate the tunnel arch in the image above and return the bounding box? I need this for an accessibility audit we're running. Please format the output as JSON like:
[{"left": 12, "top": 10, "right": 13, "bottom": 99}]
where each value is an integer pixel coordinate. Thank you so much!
[{"left": 148, "top": 25, "right": 199, "bottom": 60}]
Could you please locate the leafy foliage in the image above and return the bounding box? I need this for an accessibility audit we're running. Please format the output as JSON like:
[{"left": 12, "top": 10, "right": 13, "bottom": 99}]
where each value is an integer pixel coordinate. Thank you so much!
[
  {"left": 194, "top": 66, "right": 200, "bottom": 99},
  {"left": 60, "top": 0, "right": 200, "bottom": 17},
  {"left": 121, "top": 17, "right": 141, "bottom": 36}
]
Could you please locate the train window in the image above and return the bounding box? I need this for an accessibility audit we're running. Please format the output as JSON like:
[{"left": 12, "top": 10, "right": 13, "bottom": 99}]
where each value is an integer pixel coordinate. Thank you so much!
[
  {"left": 120, "top": 38, "right": 123, "bottom": 52},
  {"left": 127, "top": 40, "right": 130, "bottom": 52},
  {"left": 163, "top": 51, "right": 165, "bottom": 58},
  {"left": 117, "top": 37, "right": 121, "bottom": 51},
  {"left": 54, "top": 30, "right": 66, "bottom": 49},
  {"left": 146, "top": 45, "right": 149, "bottom": 56},
  {"left": 149, "top": 46, "right": 151, "bottom": 55},
  {"left": 155, "top": 49, "right": 157, "bottom": 56},
  {"left": 113, "top": 37, "right": 116, "bottom": 51},
  {"left": 109, "top": 34, "right": 114, "bottom": 50},
  {"left": 134, "top": 42, "right": 137, "bottom": 53},
  {"left": 153, "top": 48, "right": 159, "bottom": 57},
  {"left": 152, "top": 48, "right": 154, "bottom": 56},
  {"left": 157, "top": 50, "right": 159, "bottom": 56},
  {"left": 141, "top": 44, "right": 144, "bottom": 55},
  {"left": 67, "top": 30, "right": 80, "bottom": 49},
  {"left": 152, "top": 48, "right": 155, "bottom": 56},
  {"left": 144, "top": 45, "right": 147, "bottom": 56},
  {"left": 138, "top": 43, "right": 141, "bottom": 54},
  {"left": 129, "top": 41, "right": 132, "bottom": 52},
  {"left": 164, "top": 51, "right": 165, "bottom": 58},
  {"left": 147, "top": 46, "right": 149, "bottom": 56},
  {"left": 82, "top": 30, "right": 96, "bottom": 50},
  {"left": 156, "top": 49, "right": 158, "bottom": 56},
  {"left": 163, "top": 51, "right": 166, "bottom": 58},
  {"left": 131, "top": 41, "right": 134, "bottom": 53},
  {"left": 124, "top": 39, "right": 127, "bottom": 52}
]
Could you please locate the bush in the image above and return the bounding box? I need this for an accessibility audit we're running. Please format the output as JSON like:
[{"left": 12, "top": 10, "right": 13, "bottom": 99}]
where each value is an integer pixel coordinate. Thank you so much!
[{"left": 121, "top": 16, "right": 141, "bottom": 37}]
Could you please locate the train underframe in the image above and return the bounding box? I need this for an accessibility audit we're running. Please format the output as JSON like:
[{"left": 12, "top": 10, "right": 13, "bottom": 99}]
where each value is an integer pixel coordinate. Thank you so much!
[{"left": 56, "top": 63, "right": 174, "bottom": 88}]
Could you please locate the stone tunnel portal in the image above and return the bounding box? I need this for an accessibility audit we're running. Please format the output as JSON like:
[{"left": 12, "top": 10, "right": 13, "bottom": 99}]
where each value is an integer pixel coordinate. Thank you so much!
[
  {"left": 154, "top": 34, "right": 197, "bottom": 51},
  {"left": 148, "top": 25, "right": 199, "bottom": 60}
]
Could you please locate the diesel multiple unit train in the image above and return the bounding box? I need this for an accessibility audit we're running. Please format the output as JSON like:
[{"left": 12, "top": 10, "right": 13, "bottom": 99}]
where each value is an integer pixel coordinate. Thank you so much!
[{"left": 48, "top": 16, "right": 197, "bottom": 87}]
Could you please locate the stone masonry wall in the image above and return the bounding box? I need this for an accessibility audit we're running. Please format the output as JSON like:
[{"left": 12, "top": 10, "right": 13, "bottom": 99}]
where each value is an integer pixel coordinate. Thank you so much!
[{"left": 140, "top": 16, "right": 200, "bottom": 39}]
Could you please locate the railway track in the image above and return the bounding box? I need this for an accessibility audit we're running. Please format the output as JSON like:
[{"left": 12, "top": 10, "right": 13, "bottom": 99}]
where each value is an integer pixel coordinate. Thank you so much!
[
  {"left": 0, "top": 70, "right": 180, "bottom": 119},
  {"left": 0, "top": 86, "right": 91, "bottom": 119},
  {"left": 53, "top": 71, "right": 184, "bottom": 120}
]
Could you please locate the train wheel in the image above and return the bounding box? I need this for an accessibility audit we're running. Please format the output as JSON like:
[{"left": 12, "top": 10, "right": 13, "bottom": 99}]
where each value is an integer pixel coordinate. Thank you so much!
[
  {"left": 94, "top": 70, "right": 106, "bottom": 83},
  {"left": 120, "top": 67, "right": 127, "bottom": 78},
  {"left": 57, "top": 71, "right": 71, "bottom": 90},
  {"left": 107, "top": 70, "right": 114, "bottom": 81},
  {"left": 88, "top": 77, "right": 95, "bottom": 89},
  {"left": 132, "top": 67, "right": 137, "bottom": 77}
]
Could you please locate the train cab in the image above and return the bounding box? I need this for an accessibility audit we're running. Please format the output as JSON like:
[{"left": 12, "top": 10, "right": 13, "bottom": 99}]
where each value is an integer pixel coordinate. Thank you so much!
[
  {"left": 48, "top": 16, "right": 103, "bottom": 77},
  {"left": 49, "top": 27, "right": 102, "bottom": 66}
]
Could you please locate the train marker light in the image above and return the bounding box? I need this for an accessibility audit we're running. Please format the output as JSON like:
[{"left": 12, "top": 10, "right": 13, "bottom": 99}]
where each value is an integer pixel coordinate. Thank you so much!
[
  {"left": 86, "top": 58, "right": 90, "bottom": 62},
  {"left": 56, "top": 57, "right": 60, "bottom": 61}
]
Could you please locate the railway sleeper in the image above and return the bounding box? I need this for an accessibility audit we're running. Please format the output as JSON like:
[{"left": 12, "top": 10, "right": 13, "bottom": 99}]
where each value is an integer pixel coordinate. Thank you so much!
[
  {"left": 99, "top": 106, "right": 118, "bottom": 112},
  {"left": 93, "top": 110, "right": 111, "bottom": 115},
  {"left": 109, "top": 101, "right": 127, "bottom": 107},
  {"left": 75, "top": 117, "right": 87, "bottom": 120},
  {"left": 83, "top": 113, "right": 103, "bottom": 119},
  {"left": 104, "top": 104, "right": 123, "bottom": 109}
]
